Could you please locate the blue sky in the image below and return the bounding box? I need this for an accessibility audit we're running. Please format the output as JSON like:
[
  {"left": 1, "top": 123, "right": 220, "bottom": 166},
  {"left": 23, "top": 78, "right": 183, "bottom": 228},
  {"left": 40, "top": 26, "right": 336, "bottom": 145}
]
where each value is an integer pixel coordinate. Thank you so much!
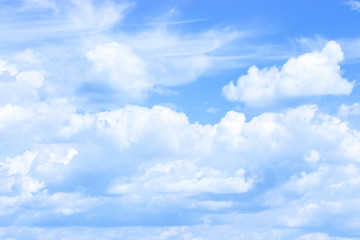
[{"left": 1, "top": 0, "right": 360, "bottom": 239}]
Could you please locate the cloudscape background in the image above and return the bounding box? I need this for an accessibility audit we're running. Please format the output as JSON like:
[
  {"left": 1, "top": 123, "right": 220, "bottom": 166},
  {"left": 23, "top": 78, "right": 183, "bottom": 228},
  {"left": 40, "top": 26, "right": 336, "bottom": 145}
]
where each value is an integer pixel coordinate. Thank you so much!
[{"left": 1, "top": 0, "right": 360, "bottom": 239}]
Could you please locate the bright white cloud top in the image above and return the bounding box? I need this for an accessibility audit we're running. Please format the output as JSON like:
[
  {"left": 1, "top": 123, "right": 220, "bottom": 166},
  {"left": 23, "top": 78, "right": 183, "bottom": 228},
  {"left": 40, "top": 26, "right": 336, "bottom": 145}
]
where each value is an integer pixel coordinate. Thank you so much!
[
  {"left": 1, "top": 0, "right": 360, "bottom": 239},
  {"left": 223, "top": 41, "right": 354, "bottom": 106}
]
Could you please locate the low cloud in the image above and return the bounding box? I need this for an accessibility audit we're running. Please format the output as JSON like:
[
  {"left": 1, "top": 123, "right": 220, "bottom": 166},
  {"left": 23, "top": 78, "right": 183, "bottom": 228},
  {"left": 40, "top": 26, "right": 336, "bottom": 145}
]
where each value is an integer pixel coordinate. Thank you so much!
[
  {"left": 86, "top": 29, "right": 238, "bottom": 101},
  {"left": 108, "top": 160, "right": 253, "bottom": 195},
  {"left": 222, "top": 41, "right": 354, "bottom": 106},
  {"left": 1, "top": 101, "right": 360, "bottom": 236}
]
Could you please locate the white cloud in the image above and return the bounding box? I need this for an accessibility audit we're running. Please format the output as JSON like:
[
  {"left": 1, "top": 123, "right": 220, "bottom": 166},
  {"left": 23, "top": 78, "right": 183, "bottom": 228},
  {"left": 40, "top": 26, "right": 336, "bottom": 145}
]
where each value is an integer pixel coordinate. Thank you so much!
[
  {"left": 95, "top": 105, "right": 191, "bottom": 150},
  {"left": 196, "top": 200, "right": 233, "bottom": 210},
  {"left": 0, "top": 60, "right": 17, "bottom": 76},
  {"left": 0, "top": 0, "right": 128, "bottom": 42},
  {"left": 22, "top": 0, "right": 57, "bottom": 10},
  {"left": 206, "top": 107, "right": 218, "bottom": 113},
  {"left": 108, "top": 160, "right": 253, "bottom": 195},
  {"left": 0, "top": 146, "right": 98, "bottom": 222},
  {"left": 85, "top": 104, "right": 360, "bottom": 233},
  {"left": 86, "top": 29, "right": 238, "bottom": 101},
  {"left": 74, "top": 103, "right": 357, "bottom": 226},
  {"left": 222, "top": 41, "right": 354, "bottom": 106},
  {"left": 125, "top": 29, "right": 239, "bottom": 58},
  {"left": 92, "top": 103, "right": 360, "bottom": 170},
  {"left": 16, "top": 70, "right": 44, "bottom": 88},
  {"left": 1, "top": 151, "right": 37, "bottom": 177},
  {"left": 42, "top": 192, "right": 98, "bottom": 215},
  {"left": 304, "top": 150, "right": 320, "bottom": 162},
  {"left": 295, "top": 233, "right": 341, "bottom": 240},
  {"left": 2, "top": 99, "right": 360, "bottom": 234},
  {"left": 0, "top": 58, "right": 45, "bottom": 105},
  {"left": 65, "top": 0, "right": 126, "bottom": 30},
  {"left": 2, "top": 3, "right": 243, "bottom": 104},
  {"left": 2, "top": 1, "right": 360, "bottom": 238},
  {"left": 12, "top": 49, "right": 43, "bottom": 68},
  {"left": 338, "top": 102, "right": 360, "bottom": 118},
  {"left": 0, "top": 104, "right": 32, "bottom": 129},
  {"left": 345, "top": 0, "right": 360, "bottom": 11},
  {"left": 0, "top": 1, "right": 246, "bottom": 105},
  {"left": 0, "top": 147, "right": 78, "bottom": 196},
  {"left": 0, "top": 226, "right": 353, "bottom": 240},
  {"left": 0, "top": 16, "right": 358, "bottom": 236},
  {"left": 257, "top": 161, "right": 360, "bottom": 231},
  {"left": 120, "top": 29, "right": 238, "bottom": 87},
  {"left": 86, "top": 42, "right": 152, "bottom": 100}
]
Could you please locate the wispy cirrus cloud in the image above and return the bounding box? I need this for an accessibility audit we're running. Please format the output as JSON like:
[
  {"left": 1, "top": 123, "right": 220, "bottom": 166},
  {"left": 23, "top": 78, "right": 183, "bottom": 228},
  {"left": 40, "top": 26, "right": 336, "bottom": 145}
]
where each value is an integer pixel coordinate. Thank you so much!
[
  {"left": 82, "top": 27, "right": 241, "bottom": 102},
  {"left": 0, "top": 0, "right": 128, "bottom": 42}
]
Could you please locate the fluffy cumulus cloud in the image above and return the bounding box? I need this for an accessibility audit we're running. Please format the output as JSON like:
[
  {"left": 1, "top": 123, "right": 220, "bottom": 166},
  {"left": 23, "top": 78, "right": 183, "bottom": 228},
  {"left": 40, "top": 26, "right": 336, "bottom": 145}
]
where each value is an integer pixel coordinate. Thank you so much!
[
  {"left": 0, "top": 146, "right": 98, "bottom": 221},
  {"left": 222, "top": 41, "right": 354, "bottom": 106},
  {"left": 2, "top": 0, "right": 360, "bottom": 239},
  {"left": 86, "top": 42, "right": 152, "bottom": 100},
  {"left": 1, "top": 96, "right": 360, "bottom": 237},
  {"left": 0, "top": 59, "right": 45, "bottom": 105},
  {"left": 0, "top": 1, "right": 240, "bottom": 103},
  {"left": 86, "top": 29, "right": 237, "bottom": 101},
  {"left": 0, "top": 54, "right": 359, "bottom": 236},
  {"left": 107, "top": 160, "right": 253, "bottom": 195}
]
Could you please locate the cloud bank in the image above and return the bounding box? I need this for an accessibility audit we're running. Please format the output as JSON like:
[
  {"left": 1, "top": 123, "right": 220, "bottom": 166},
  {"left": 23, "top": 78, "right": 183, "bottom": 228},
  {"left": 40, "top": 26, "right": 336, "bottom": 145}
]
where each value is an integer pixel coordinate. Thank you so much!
[
  {"left": 1, "top": 97, "right": 360, "bottom": 238},
  {"left": 1, "top": 0, "right": 360, "bottom": 239}
]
